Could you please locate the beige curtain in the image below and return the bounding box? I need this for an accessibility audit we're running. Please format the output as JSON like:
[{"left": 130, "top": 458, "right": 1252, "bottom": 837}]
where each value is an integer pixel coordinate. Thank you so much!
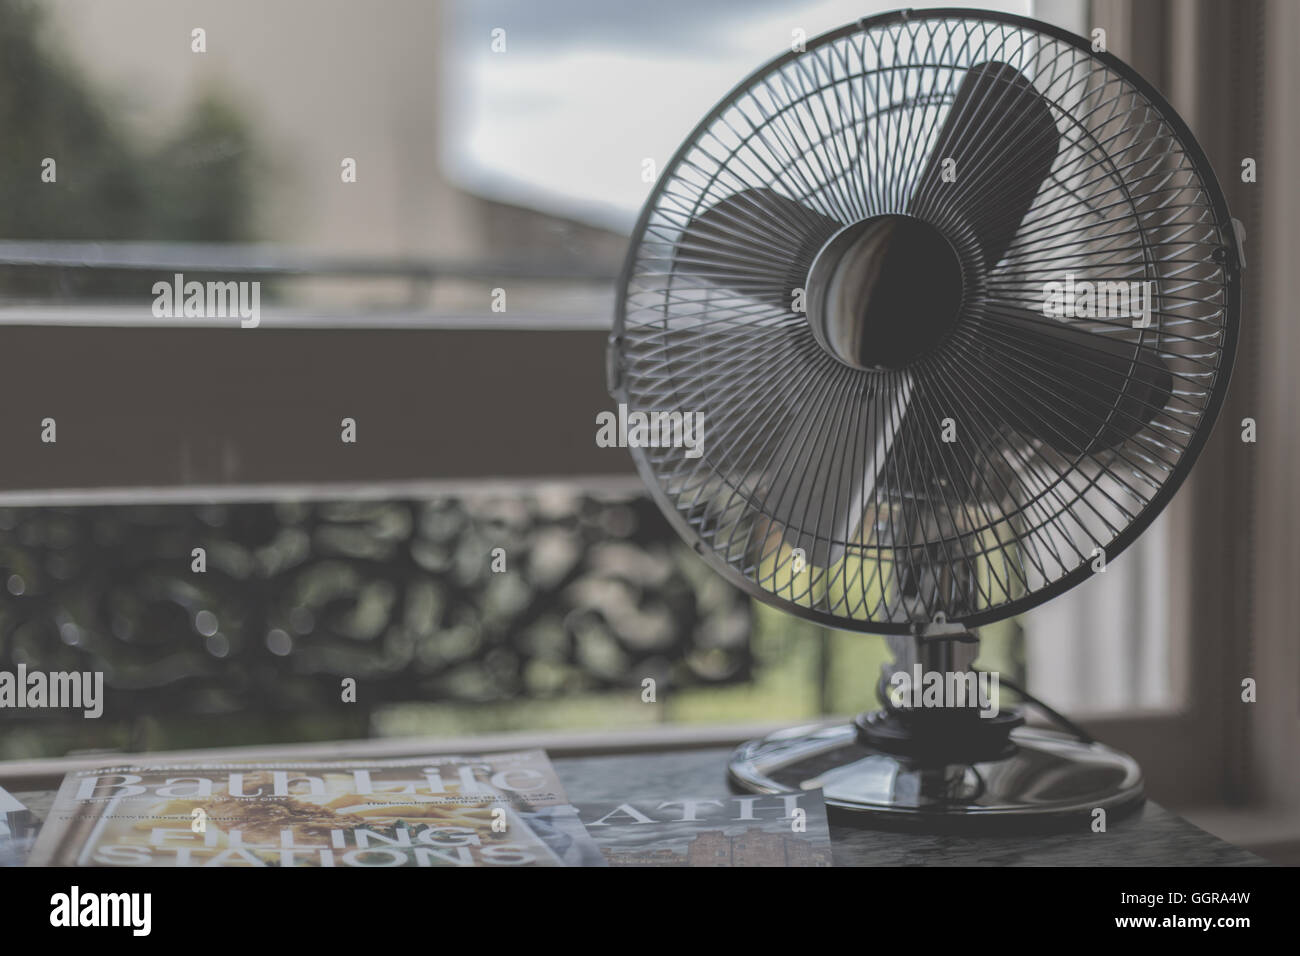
[{"left": 1091, "top": 0, "right": 1299, "bottom": 822}]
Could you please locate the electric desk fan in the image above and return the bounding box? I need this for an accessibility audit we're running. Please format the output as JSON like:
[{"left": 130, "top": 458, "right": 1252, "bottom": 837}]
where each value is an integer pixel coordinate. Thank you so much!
[{"left": 608, "top": 8, "right": 1240, "bottom": 829}]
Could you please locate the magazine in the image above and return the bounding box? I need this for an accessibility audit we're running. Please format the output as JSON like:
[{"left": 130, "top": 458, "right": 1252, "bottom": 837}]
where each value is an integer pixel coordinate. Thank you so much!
[
  {"left": 0, "top": 784, "right": 35, "bottom": 867},
  {"left": 575, "top": 791, "right": 834, "bottom": 866},
  {"left": 28, "top": 749, "right": 604, "bottom": 867}
]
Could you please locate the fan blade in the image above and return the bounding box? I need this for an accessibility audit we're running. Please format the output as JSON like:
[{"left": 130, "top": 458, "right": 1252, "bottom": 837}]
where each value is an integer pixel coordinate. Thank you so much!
[
  {"left": 763, "top": 375, "right": 913, "bottom": 570},
  {"left": 911, "top": 61, "right": 1060, "bottom": 269},
  {"left": 870, "top": 313, "right": 1173, "bottom": 518},
  {"left": 674, "top": 188, "right": 841, "bottom": 310},
  {"left": 982, "top": 311, "right": 1174, "bottom": 455}
]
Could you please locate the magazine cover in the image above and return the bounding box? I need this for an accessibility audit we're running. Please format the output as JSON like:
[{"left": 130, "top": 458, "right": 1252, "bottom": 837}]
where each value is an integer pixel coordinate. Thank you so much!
[
  {"left": 0, "top": 785, "right": 35, "bottom": 868},
  {"left": 28, "top": 750, "right": 604, "bottom": 867},
  {"left": 575, "top": 791, "right": 835, "bottom": 866}
]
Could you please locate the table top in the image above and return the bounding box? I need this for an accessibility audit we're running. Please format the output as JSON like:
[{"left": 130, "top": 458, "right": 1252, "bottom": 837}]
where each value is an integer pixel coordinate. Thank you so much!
[
  {"left": 555, "top": 748, "right": 1268, "bottom": 867},
  {"left": 2, "top": 731, "right": 1267, "bottom": 867}
]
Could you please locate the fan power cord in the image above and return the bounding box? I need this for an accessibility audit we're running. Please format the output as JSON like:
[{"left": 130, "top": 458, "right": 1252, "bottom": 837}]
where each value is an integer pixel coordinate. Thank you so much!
[{"left": 992, "top": 674, "right": 1094, "bottom": 745}]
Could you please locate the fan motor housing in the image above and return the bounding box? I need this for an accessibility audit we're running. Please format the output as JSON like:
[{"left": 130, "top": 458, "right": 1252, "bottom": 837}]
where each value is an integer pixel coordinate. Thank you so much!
[{"left": 806, "top": 214, "right": 966, "bottom": 371}]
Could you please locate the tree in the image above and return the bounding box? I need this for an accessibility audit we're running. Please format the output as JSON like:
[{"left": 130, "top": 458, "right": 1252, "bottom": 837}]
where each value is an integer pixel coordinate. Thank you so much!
[{"left": 0, "top": 0, "right": 259, "bottom": 294}]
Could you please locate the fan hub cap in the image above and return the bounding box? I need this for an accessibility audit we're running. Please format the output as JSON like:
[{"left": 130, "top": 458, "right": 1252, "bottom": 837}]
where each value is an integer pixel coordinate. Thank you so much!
[{"left": 805, "top": 214, "right": 964, "bottom": 371}]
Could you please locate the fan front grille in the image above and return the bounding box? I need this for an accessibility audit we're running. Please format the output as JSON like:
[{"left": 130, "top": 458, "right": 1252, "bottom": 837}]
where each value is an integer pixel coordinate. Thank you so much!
[{"left": 612, "top": 10, "right": 1239, "bottom": 632}]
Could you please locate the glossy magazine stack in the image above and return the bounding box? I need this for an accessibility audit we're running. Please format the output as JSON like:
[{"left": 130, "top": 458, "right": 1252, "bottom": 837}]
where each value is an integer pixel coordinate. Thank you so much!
[{"left": 11, "top": 750, "right": 833, "bottom": 867}]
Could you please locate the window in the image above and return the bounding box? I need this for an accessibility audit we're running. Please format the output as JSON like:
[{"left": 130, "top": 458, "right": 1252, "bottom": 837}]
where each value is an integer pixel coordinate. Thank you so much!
[{"left": 2, "top": 0, "right": 1236, "bottom": 814}]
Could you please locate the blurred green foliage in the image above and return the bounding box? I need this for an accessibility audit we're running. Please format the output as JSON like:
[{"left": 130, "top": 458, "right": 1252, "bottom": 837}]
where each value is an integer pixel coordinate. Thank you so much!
[
  {"left": 0, "top": 0, "right": 259, "bottom": 293},
  {"left": 373, "top": 601, "right": 1025, "bottom": 740}
]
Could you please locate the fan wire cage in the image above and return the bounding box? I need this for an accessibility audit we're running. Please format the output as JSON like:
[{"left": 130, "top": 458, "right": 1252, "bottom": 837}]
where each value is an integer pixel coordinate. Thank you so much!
[{"left": 611, "top": 9, "right": 1239, "bottom": 634}]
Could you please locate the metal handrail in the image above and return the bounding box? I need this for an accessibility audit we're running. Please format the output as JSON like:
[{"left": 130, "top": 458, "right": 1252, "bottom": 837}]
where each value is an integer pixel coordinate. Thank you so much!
[{"left": 0, "top": 239, "right": 619, "bottom": 282}]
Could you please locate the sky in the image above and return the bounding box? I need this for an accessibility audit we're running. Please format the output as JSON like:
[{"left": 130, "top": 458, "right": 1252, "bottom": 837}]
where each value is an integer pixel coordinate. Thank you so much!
[{"left": 441, "top": 0, "right": 1035, "bottom": 231}]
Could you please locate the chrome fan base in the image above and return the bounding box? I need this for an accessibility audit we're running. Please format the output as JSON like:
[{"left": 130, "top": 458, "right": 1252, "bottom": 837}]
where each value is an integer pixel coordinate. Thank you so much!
[{"left": 728, "top": 720, "right": 1144, "bottom": 832}]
